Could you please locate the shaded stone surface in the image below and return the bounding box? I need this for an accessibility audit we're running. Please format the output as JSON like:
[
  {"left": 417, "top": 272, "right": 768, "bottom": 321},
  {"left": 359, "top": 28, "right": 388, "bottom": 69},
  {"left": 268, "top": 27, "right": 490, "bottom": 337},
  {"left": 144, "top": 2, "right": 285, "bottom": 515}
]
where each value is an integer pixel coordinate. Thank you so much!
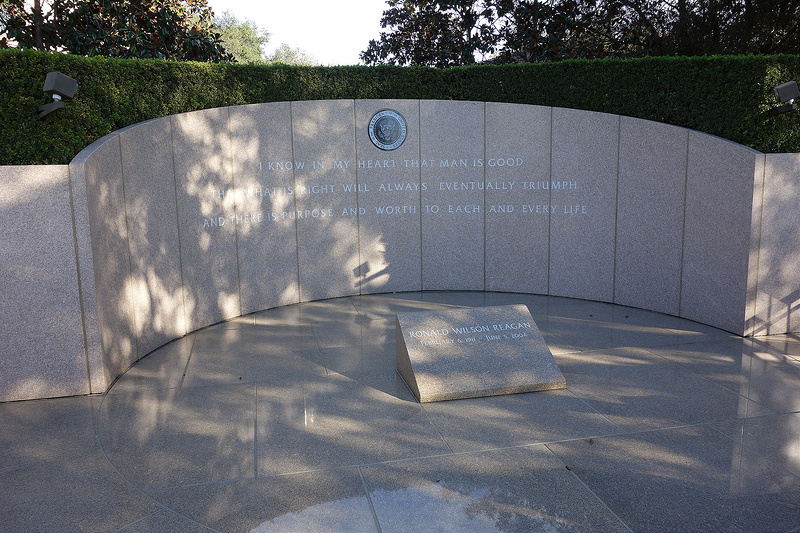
[
  {"left": 396, "top": 304, "right": 565, "bottom": 402},
  {"left": 751, "top": 153, "right": 800, "bottom": 335},
  {"left": 230, "top": 102, "right": 300, "bottom": 313},
  {"left": 355, "top": 99, "right": 422, "bottom": 294},
  {"left": 172, "top": 108, "right": 241, "bottom": 330},
  {"left": 484, "top": 102, "right": 551, "bottom": 294},
  {"left": 681, "top": 131, "right": 761, "bottom": 334},
  {"left": 419, "top": 100, "right": 485, "bottom": 291},
  {"left": 4, "top": 293, "right": 800, "bottom": 532},
  {"left": 119, "top": 117, "right": 186, "bottom": 356},
  {"left": 615, "top": 117, "right": 687, "bottom": 315},
  {"left": 0, "top": 165, "right": 90, "bottom": 401},
  {"left": 549, "top": 108, "right": 618, "bottom": 302},
  {"left": 292, "top": 100, "right": 360, "bottom": 302},
  {"left": 2, "top": 99, "right": 791, "bottom": 402}
]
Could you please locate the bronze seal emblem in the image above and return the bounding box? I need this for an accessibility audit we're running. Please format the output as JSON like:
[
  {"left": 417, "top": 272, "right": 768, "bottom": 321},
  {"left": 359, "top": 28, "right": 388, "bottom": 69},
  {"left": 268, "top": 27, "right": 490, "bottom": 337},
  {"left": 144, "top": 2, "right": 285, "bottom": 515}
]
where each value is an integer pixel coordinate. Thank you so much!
[{"left": 368, "top": 110, "right": 407, "bottom": 151}]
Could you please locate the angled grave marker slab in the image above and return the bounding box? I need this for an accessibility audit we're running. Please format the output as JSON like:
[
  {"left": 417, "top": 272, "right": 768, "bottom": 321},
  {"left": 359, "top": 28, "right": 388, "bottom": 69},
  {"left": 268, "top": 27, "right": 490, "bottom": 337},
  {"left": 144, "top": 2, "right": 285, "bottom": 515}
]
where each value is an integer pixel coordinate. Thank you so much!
[{"left": 396, "top": 304, "right": 565, "bottom": 402}]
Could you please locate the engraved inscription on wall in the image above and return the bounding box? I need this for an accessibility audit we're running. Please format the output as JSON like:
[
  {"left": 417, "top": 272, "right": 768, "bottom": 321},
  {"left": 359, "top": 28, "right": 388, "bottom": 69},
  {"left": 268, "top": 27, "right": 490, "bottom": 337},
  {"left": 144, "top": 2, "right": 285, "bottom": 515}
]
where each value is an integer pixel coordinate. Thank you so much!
[{"left": 201, "top": 156, "right": 587, "bottom": 229}]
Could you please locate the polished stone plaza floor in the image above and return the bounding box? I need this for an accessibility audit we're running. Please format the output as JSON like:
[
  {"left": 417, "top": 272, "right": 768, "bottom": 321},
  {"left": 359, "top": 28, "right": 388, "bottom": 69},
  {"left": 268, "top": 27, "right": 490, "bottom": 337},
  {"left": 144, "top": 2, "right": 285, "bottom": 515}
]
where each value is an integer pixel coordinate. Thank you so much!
[{"left": 2, "top": 291, "right": 800, "bottom": 532}]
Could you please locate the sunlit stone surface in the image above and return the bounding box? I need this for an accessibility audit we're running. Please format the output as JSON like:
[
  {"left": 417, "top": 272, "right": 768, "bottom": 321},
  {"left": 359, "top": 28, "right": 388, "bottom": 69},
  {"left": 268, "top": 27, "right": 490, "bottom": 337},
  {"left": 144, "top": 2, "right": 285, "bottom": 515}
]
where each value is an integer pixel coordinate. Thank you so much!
[
  {"left": 1, "top": 99, "right": 795, "bottom": 403},
  {"left": 396, "top": 304, "right": 566, "bottom": 402},
  {"left": 3, "top": 293, "right": 800, "bottom": 532}
]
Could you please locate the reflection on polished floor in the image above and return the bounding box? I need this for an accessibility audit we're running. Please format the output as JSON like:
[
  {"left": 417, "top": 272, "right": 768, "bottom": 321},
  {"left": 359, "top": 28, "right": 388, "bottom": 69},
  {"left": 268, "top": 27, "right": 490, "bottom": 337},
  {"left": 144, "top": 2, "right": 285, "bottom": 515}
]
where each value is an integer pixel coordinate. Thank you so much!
[{"left": 3, "top": 291, "right": 800, "bottom": 532}]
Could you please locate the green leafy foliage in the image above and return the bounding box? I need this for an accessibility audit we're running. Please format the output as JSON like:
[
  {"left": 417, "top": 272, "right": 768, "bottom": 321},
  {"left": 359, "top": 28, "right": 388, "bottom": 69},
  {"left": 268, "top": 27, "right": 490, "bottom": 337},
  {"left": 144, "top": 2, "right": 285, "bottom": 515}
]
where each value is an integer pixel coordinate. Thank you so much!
[
  {"left": 1, "top": 49, "right": 798, "bottom": 165},
  {"left": 214, "top": 10, "right": 269, "bottom": 64},
  {"left": 361, "top": 0, "right": 800, "bottom": 67},
  {"left": 2, "top": 0, "right": 231, "bottom": 62},
  {"left": 269, "top": 43, "right": 317, "bottom": 66}
]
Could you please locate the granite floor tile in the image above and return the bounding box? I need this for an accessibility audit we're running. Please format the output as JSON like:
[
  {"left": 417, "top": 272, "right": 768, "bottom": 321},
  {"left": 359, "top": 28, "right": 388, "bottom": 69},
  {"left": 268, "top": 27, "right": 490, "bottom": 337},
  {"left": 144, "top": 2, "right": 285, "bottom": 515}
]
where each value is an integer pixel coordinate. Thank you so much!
[
  {"left": 96, "top": 383, "right": 256, "bottom": 490},
  {"left": 0, "top": 395, "right": 99, "bottom": 470},
  {"left": 115, "top": 509, "right": 217, "bottom": 532},
  {"left": 647, "top": 337, "right": 800, "bottom": 413},
  {"left": 318, "top": 341, "right": 397, "bottom": 373},
  {"left": 110, "top": 335, "right": 194, "bottom": 393},
  {"left": 543, "top": 315, "right": 694, "bottom": 351},
  {"left": 8, "top": 292, "right": 800, "bottom": 532},
  {"left": 349, "top": 293, "right": 453, "bottom": 318},
  {"left": 557, "top": 347, "right": 774, "bottom": 431},
  {"left": 0, "top": 448, "right": 160, "bottom": 533},
  {"left": 546, "top": 425, "right": 800, "bottom": 533},
  {"left": 182, "top": 327, "right": 325, "bottom": 387},
  {"left": 147, "top": 468, "right": 377, "bottom": 533},
  {"left": 421, "top": 388, "right": 623, "bottom": 452},
  {"left": 749, "top": 333, "right": 800, "bottom": 360},
  {"left": 252, "top": 304, "right": 309, "bottom": 326},
  {"left": 713, "top": 412, "right": 800, "bottom": 478},
  {"left": 312, "top": 319, "right": 394, "bottom": 348},
  {"left": 295, "top": 299, "right": 362, "bottom": 323},
  {"left": 361, "top": 446, "right": 630, "bottom": 533},
  {"left": 256, "top": 372, "right": 450, "bottom": 475}
]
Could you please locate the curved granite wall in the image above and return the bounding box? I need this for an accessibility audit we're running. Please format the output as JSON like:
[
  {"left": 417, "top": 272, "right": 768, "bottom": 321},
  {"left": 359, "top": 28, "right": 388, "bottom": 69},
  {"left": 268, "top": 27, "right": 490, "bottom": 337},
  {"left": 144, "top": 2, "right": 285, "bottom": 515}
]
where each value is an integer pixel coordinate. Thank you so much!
[{"left": 6, "top": 99, "right": 799, "bottom": 401}]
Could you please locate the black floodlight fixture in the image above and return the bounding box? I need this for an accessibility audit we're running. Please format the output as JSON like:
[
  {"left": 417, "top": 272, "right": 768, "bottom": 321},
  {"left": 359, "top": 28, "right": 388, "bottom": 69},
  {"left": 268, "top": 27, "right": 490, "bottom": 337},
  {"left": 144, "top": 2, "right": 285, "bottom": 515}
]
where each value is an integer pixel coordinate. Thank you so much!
[
  {"left": 773, "top": 80, "right": 799, "bottom": 115},
  {"left": 38, "top": 71, "right": 78, "bottom": 119}
]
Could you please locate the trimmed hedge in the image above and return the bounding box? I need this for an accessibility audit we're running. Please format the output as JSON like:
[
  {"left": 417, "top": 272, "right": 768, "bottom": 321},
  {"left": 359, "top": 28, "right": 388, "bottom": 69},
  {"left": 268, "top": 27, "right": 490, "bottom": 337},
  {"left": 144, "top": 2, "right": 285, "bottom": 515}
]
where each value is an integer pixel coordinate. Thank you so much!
[{"left": 1, "top": 49, "right": 799, "bottom": 165}]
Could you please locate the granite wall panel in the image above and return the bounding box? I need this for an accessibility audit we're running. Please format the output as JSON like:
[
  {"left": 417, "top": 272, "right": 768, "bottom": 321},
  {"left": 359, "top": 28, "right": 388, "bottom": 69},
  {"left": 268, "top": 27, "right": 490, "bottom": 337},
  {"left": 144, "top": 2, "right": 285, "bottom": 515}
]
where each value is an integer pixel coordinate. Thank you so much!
[
  {"left": 229, "top": 103, "right": 300, "bottom": 313},
  {"left": 484, "top": 103, "right": 551, "bottom": 294},
  {"left": 291, "top": 100, "right": 360, "bottom": 302},
  {"left": 751, "top": 153, "right": 800, "bottom": 335},
  {"left": 76, "top": 132, "right": 138, "bottom": 387},
  {"left": 172, "top": 108, "right": 241, "bottom": 330},
  {"left": 549, "top": 108, "right": 619, "bottom": 302},
  {"left": 0, "top": 166, "right": 89, "bottom": 401},
  {"left": 67, "top": 158, "right": 104, "bottom": 394},
  {"left": 681, "top": 131, "right": 761, "bottom": 334},
  {"left": 420, "top": 100, "right": 485, "bottom": 291},
  {"left": 7, "top": 99, "right": 800, "bottom": 402},
  {"left": 355, "top": 99, "right": 422, "bottom": 294},
  {"left": 119, "top": 118, "right": 186, "bottom": 356},
  {"left": 614, "top": 118, "right": 687, "bottom": 315}
]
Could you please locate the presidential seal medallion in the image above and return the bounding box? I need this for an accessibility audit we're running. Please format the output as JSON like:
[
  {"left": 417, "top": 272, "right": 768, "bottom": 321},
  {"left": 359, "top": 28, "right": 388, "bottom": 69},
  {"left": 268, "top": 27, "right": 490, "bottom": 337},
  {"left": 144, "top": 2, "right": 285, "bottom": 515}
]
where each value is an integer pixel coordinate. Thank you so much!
[{"left": 368, "top": 110, "right": 407, "bottom": 151}]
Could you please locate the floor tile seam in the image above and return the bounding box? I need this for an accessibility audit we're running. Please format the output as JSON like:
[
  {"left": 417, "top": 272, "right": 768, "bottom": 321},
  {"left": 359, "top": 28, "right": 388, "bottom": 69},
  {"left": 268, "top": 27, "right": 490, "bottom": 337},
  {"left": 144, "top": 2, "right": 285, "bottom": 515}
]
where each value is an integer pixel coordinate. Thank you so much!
[
  {"left": 111, "top": 509, "right": 219, "bottom": 533},
  {"left": 620, "top": 345, "right": 788, "bottom": 412},
  {"left": 560, "top": 382, "right": 754, "bottom": 427},
  {"left": 613, "top": 416, "right": 793, "bottom": 439},
  {"left": 652, "top": 337, "right": 800, "bottom": 369},
  {"left": 93, "top": 430, "right": 222, "bottom": 533},
  {"left": 418, "top": 404, "right": 456, "bottom": 455},
  {"left": 710, "top": 380, "right": 783, "bottom": 415},
  {"left": 330, "top": 434, "right": 638, "bottom": 471},
  {"left": 661, "top": 332, "right": 739, "bottom": 346},
  {"left": 556, "top": 343, "right": 687, "bottom": 359},
  {"left": 638, "top": 345, "right": 763, "bottom": 384},
  {"left": 637, "top": 349, "right": 787, "bottom": 415},
  {"left": 357, "top": 466, "right": 384, "bottom": 533},
  {"left": 109, "top": 509, "right": 162, "bottom": 533},
  {"left": 707, "top": 423, "right": 800, "bottom": 483},
  {"left": 104, "top": 385, "right": 185, "bottom": 396},
  {"left": 145, "top": 464, "right": 367, "bottom": 491},
  {"left": 0, "top": 445, "right": 105, "bottom": 473},
  {"left": 541, "top": 442, "right": 635, "bottom": 533},
  {"left": 176, "top": 417, "right": 794, "bottom": 485},
  {"left": 177, "top": 333, "right": 197, "bottom": 389},
  {"left": 253, "top": 382, "right": 259, "bottom": 478},
  {"left": 563, "top": 386, "right": 628, "bottom": 432}
]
